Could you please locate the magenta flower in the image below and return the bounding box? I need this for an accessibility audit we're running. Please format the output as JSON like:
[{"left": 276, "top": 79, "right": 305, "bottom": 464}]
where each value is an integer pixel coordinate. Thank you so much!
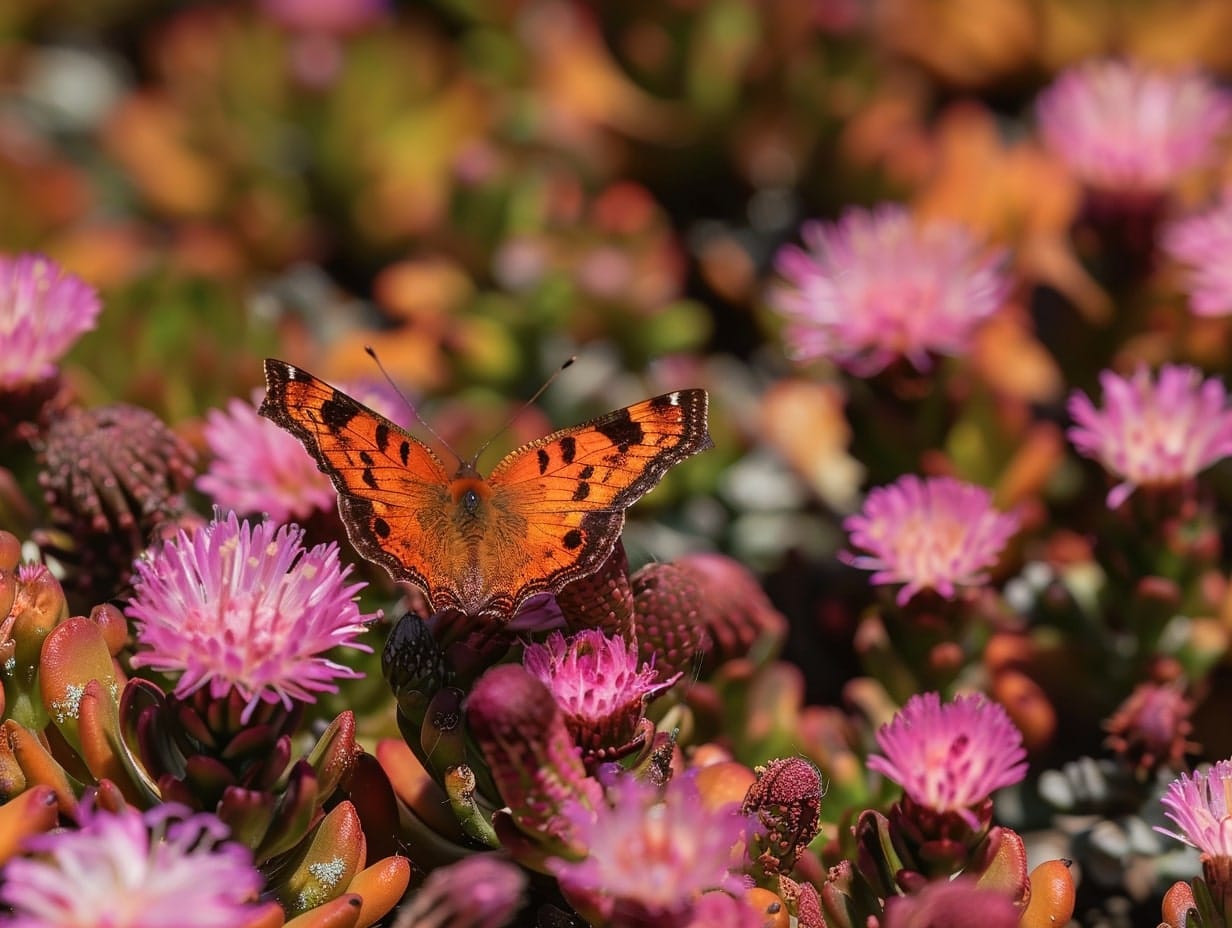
[
  {"left": 0, "top": 800, "right": 263, "bottom": 928},
  {"left": 1157, "top": 759, "right": 1232, "bottom": 858},
  {"left": 1037, "top": 59, "right": 1232, "bottom": 196},
  {"left": 771, "top": 205, "right": 1008, "bottom": 375},
  {"left": 843, "top": 475, "right": 1020, "bottom": 606},
  {"left": 1068, "top": 365, "right": 1232, "bottom": 508},
  {"left": 196, "top": 391, "right": 336, "bottom": 523},
  {"left": 524, "top": 630, "right": 680, "bottom": 761},
  {"left": 550, "top": 772, "right": 755, "bottom": 923},
  {"left": 868, "top": 692, "right": 1027, "bottom": 829},
  {"left": 1162, "top": 196, "right": 1232, "bottom": 317},
  {"left": 128, "top": 511, "right": 376, "bottom": 723},
  {"left": 0, "top": 253, "right": 101, "bottom": 390}
]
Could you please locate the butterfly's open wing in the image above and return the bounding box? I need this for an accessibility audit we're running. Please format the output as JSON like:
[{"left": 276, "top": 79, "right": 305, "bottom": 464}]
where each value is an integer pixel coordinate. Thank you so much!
[
  {"left": 482, "top": 390, "right": 713, "bottom": 616},
  {"left": 259, "top": 359, "right": 456, "bottom": 598}
]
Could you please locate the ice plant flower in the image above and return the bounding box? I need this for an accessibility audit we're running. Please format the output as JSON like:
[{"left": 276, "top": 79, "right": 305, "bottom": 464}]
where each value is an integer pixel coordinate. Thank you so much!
[
  {"left": 128, "top": 511, "right": 376, "bottom": 722},
  {"left": 0, "top": 253, "right": 101, "bottom": 390},
  {"left": 1036, "top": 59, "right": 1232, "bottom": 196},
  {"left": 1157, "top": 759, "right": 1232, "bottom": 858},
  {"left": 196, "top": 392, "right": 336, "bottom": 523},
  {"left": 843, "top": 475, "right": 1020, "bottom": 606},
  {"left": 770, "top": 204, "right": 1009, "bottom": 375},
  {"left": 549, "top": 771, "right": 756, "bottom": 924},
  {"left": 523, "top": 629, "right": 681, "bottom": 762},
  {"left": 0, "top": 799, "right": 264, "bottom": 928},
  {"left": 1068, "top": 365, "right": 1232, "bottom": 508},
  {"left": 868, "top": 692, "right": 1027, "bottom": 830},
  {"left": 1161, "top": 196, "right": 1232, "bottom": 317}
]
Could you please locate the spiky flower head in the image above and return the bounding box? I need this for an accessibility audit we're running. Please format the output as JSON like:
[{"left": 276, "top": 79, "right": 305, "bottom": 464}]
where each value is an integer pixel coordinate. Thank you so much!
[
  {"left": 771, "top": 204, "right": 1009, "bottom": 375},
  {"left": 550, "top": 771, "right": 756, "bottom": 925},
  {"left": 1036, "top": 59, "right": 1232, "bottom": 196},
  {"left": 741, "top": 757, "right": 824, "bottom": 878},
  {"left": 1158, "top": 759, "right": 1232, "bottom": 858},
  {"left": 1162, "top": 196, "right": 1232, "bottom": 317},
  {"left": 0, "top": 253, "right": 101, "bottom": 391},
  {"left": 1104, "top": 681, "right": 1196, "bottom": 776},
  {"left": 676, "top": 552, "right": 788, "bottom": 668},
  {"left": 0, "top": 799, "right": 264, "bottom": 928},
  {"left": 523, "top": 629, "right": 680, "bottom": 763},
  {"left": 868, "top": 692, "right": 1027, "bottom": 829},
  {"left": 196, "top": 391, "right": 336, "bottom": 523},
  {"left": 843, "top": 475, "right": 1019, "bottom": 606},
  {"left": 36, "top": 403, "right": 197, "bottom": 604},
  {"left": 128, "top": 511, "right": 375, "bottom": 724},
  {"left": 1068, "top": 364, "right": 1232, "bottom": 508}
]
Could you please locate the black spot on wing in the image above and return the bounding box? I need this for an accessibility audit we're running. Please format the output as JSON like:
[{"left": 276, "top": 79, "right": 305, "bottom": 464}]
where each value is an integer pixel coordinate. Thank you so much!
[
  {"left": 375, "top": 422, "right": 390, "bottom": 453},
  {"left": 399, "top": 440, "right": 411, "bottom": 466},
  {"left": 560, "top": 436, "right": 576, "bottom": 465},
  {"left": 596, "top": 408, "right": 644, "bottom": 453},
  {"left": 563, "top": 529, "right": 582, "bottom": 550},
  {"left": 537, "top": 448, "right": 550, "bottom": 475},
  {"left": 362, "top": 468, "right": 378, "bottom": 489},
  {"left": 578, "top": 464, "right": 594, "bottom": 480},
  {"left": 320, "top": 393, "right": 357, "bottom": 432},
  {"left": 373, "top": 516, "right": 391, "bottom": 538},
  {"left": 572, "top": 482, "right": 590, "bottom": 501}
]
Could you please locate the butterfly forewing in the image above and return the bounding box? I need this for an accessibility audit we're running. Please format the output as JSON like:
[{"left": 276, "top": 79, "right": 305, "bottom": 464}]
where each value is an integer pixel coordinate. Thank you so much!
[
  {"left": 478, "top": 390, "right": 713, "bottom": 613},
  {"left": 259, "top": 359, "right": 457, "bottom": 596}
]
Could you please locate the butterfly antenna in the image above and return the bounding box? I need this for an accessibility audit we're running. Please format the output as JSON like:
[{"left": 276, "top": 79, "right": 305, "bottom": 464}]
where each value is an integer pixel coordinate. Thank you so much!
[
  {"left": 364, "top": 345, "right": 464, "bottom": 468},
  {"left": 469, "top": 356, "right": 576, "bottom": 467}
]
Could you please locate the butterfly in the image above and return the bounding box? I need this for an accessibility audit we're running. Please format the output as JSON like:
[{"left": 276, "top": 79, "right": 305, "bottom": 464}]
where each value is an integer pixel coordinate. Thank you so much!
[{"left": 259, "top": 359, "right": 713, "bottom": 619}]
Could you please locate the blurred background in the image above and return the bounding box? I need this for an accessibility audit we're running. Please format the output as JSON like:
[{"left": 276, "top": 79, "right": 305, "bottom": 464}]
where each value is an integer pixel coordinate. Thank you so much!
[{"left": 5, "top": 0, "right": 1232, "bottom": 740}]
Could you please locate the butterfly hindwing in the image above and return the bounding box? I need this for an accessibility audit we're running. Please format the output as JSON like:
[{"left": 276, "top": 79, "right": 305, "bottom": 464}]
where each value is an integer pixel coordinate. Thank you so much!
[
  {"left": 480, "top": 390, "right": 713, "bottom": 613},
  {"left": 259, "top": 360, "right": 456, "bottom": 596}
]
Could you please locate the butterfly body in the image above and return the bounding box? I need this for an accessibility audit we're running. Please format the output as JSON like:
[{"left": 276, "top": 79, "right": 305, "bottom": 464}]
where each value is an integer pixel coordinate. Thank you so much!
[{"left": 259, "top": 359, "right": 713, "bottom": 619}]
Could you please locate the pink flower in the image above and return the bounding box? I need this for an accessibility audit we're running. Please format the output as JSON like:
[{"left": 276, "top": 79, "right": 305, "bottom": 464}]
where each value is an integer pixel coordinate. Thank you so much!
[
  {"left": 1158, "top": 759, "right": 1232, "bottom": 858},
  {"left": 523, "top": 629, "right": 680, "bottom": 760},
  {"left": 771, "top": 205, "right": 1008, "bottom": 375},
  {"left": 0, "top": 253, "right": 101, "bottom": 390},
  {"left": 128, "top": 512, "right": 376, "bottom": 723},
  {"left": 198, "top": 381, "right": 414, "bottom": 523},
  {"left": 550, "top": 772, "right": 755, "bottom": 923},
  {"left": 843, "top": 476, "right": 1019, "bottom": 606},
  {"left": 1162, "top": 195, "right": 1232, "bottom": 317},
  {"left": 868, "top": 692, "right": 1027, "bottom": 829},
  {"left": 196, "top": 391, "right": 335, "bottom": 523},
  {"left": 0, "top": 799, "right": 263, "bottom": 928},
  {"left": 1068, "top": 365, "right": 1232, "bottom": 508},
  {"left": 1037, "top": 59, "right": 1232, "bottom": 196}
]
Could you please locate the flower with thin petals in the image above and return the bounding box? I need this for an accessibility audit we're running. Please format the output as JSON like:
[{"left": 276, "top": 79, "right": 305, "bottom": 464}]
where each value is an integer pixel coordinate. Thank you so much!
[
  {"left": 1037, "top": 59, "right": 1232, "bottom": 196},
  {"left": 868, "top": 692, "right": 1027, "bottom": 829},
  {"left": 128, "top": 511, "right": 376, "bottom": 723},
  {"left": 1157, "top": 759, "right": 1232, "bottom": 857},
  {"left": 0, "top": 799, "right": 263, "bottom": 928},
  {"left": 1162, "top": 196, "right": 1232, "bottom": 317},
  {"left": 1068, "top": 365, "right": 1232, "bottom": 508},
  {"left": 550, "top": 772, "right": 755, "bottom": 924},
  {"left": 771, "top": 205, "right": 1009, "bottom": 374},
  {"left": 843, "top": 475, "right": 1019, "bottom": 606},
  {"left": 0, "top": 253, "right": 101, "bottom": 391},
  {"left": 394, "top": 854, "right": 527, "bottom": 928},
  {"left": 524, "top": 629, "right": 680, "bottom": 762},
  {"left": 196, "top": 391, "right": 336, "bottom": 523}
]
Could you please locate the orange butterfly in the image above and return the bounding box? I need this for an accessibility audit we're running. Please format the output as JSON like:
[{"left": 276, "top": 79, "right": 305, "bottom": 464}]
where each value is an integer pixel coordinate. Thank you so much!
[{"left": 259, "top": 360, "right": 713, "bottom": 619}]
